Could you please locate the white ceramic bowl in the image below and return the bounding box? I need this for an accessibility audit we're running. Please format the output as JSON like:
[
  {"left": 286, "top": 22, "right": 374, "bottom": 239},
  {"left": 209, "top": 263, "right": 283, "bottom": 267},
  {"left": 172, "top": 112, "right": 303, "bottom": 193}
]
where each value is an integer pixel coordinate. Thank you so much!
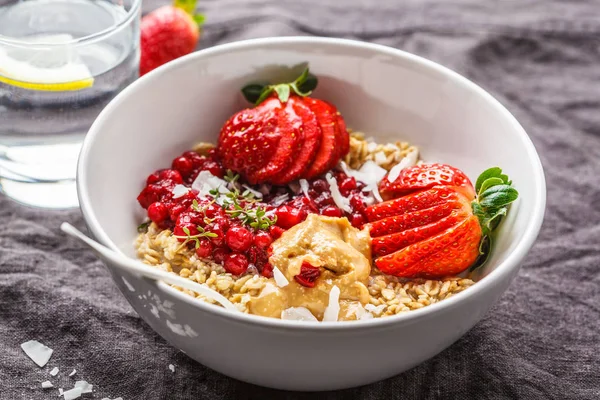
[{"left": 78, "top": 37, "right": 546, "bottom": 391}]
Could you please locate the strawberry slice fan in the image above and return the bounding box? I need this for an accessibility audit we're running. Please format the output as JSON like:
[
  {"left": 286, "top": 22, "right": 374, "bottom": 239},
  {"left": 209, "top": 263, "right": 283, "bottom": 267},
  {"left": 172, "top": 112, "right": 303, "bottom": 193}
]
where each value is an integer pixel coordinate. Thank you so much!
[
  {"left": 216, "top": 67, "right": 350, "bottom": 185},
  {"left": 366, "top": 165, "right": 519, "bottom": 279},
  {"left": 140, "top": 0, "right": 205, "bottom": 76}
]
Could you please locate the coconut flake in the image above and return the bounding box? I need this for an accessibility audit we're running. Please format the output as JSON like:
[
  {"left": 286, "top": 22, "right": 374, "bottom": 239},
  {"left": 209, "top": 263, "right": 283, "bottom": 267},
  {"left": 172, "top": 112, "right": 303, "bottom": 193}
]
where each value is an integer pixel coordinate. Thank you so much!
[
  {"left": 270, "top": 193, "right": 289, "bottom": 207},
  {"left": 281, "top": 307, "right": 318, "bottom": 321},
  {"left": 169, "top": 364, "right": 175, "bottom": 373},
  {"left": 74, "top": 380, "right": 93, "bottom": 394},
  {"left": 387, "top": 148, "right": 419, "bottom": 183},
  {"left": 365, "top": 304, "right": 386, "bottom": 315},
  {"left": 367, "top": 142, "right": 378, "bottom": 152},
  {"left": 59, "top": 388, "right": 64, "bottom": 395},
  {"left": 20, "top": 340, "right": 53, "bottom": 367},
  {"left": 242, "top": 184, "right": 263, "bottom": 199},
  {"left": 69, "top": 369, "right": 76, "bottom": 377},
  {"left": 171, "top": 184, "right": 190, "bottom": 199},
  {"left": 299, "top": 179, "right": 310, "bottom": 198},
  {"left": 325, "top": 173, "right": 351, "bottom": 213},
  {"left": 50, "top": 367, "right": 59, "bottom": 376},
  {"left": 62, "top": 387, "right": 82, "bottom": 400},
  {"left": 371, "top": 185, "right": 383, "bottom": 202},
  {"left": 191, "top": 170, "right": 230, "bottom": 198},
  {"left": 42, "top": 381, "right": 53, "bottom": 389},
  {"left": 374, "top": 151, "right": 387, "bottom": 165},
  {"left": 272, "top": 266, "right": 289, "bottom": 287},
  {"left": 323, "top": 285, "right": 341, "bottom": 322}
]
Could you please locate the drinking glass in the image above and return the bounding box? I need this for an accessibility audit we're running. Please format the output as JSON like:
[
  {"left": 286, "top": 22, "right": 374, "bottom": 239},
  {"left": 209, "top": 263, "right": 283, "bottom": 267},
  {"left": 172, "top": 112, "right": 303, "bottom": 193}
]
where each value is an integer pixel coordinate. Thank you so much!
[{"left": 0, "top": 0, "right": 141, "bottom": 208}]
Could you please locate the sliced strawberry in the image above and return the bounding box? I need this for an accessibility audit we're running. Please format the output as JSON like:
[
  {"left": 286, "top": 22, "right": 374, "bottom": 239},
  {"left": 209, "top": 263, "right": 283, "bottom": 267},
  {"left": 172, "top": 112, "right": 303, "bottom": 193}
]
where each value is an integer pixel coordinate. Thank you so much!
[
  {"left": 247, "top": 98, "right": 302, "bottom": 183},
  {"left": 380, "top": 163, "right": 476, "bottom": 200},
  {"left": 367, "top": 198, "right": 469, "bottom": 237},
  {"left": 334, "top": 107, "right": 350, "bottom": 158},
  {"left": 375, "top": 215, "right": 481, "bottom": 278},
  {"left": 371, "top": 209, "right": 470, "bottom": 256},
  {"left": 271, "top": 97, "right": 321, "bottom": 184},
  {"left": 365, "top": 186, "right": 468, "bottom": 222},
  {"left": 301, "top": 98, "right": 338, "bottom": 179},
  {"left": 217, "top": 102, "right": 280, "bottom": 180}
]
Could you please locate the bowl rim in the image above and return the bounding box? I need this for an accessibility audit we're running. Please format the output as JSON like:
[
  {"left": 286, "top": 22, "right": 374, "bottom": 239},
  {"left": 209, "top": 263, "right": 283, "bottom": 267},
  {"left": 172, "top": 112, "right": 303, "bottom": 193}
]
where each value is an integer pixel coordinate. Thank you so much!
[{"left": 78, "top": 36, "right": 546, "bottom": 330}]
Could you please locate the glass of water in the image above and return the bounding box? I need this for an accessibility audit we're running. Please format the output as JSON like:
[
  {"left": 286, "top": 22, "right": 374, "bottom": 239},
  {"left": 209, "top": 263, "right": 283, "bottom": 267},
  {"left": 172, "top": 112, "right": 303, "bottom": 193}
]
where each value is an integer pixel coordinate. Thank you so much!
[{"left": 0, "top": 0, "right": 141, "bottom": 208}]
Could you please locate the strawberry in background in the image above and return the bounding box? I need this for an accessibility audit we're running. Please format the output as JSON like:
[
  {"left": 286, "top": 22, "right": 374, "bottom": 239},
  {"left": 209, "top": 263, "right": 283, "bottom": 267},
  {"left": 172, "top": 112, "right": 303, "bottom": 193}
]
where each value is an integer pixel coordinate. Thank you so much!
[{"left": 140, "top": 0, "right": 205, "bottom": 76}]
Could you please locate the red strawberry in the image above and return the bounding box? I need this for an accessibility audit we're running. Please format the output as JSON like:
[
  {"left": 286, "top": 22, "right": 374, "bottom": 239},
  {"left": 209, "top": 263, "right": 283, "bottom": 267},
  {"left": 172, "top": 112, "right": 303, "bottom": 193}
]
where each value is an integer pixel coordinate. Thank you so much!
[
  {"left": 367, "top": 197, "right": 470, "bottom": 237},
  {"left": 140, "top": 5, "right": 202, "bottom": 76},
  {"left": 365, "top": 186, "right": 467, "bottom": 222},
  {"left": 246, "top": 97, "right": 302, "bottom": 183},
  {"left": 375, "top": 215, "right": 482, "bottom": 278},
  {"left": 371, "top": 208, "right": 470, "bottom": 257},
  {"left": 216, "top": 67, "right": 351, "bottom": 185},
  {"left": 366, "top": 166, "right": 519, "bottom": 279},
  {"left": 301, "top": 98, "right": 340, "bottom": 179},
  {"left": 270, "top": 97, "right": 320, "bottom": 184},
  {"left": 335, "top": 110, "right": 350, "bottom": 159},
  {"left": 379, "top": 163, "right": 476, "bottom": 200}
]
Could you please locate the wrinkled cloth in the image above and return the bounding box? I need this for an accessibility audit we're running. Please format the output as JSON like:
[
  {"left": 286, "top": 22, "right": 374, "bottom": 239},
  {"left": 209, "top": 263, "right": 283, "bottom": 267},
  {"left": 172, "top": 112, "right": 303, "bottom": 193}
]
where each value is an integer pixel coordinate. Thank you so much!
[{"left": 1, "top": 0, "right": 599, "bottom": 399}]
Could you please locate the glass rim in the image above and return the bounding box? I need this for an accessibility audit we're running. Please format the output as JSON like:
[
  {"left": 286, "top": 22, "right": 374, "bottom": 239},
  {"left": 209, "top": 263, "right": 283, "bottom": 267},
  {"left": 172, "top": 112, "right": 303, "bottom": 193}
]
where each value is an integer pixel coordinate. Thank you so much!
[{"left": 0, "top": 0, "right": 142, "bottom": 47}]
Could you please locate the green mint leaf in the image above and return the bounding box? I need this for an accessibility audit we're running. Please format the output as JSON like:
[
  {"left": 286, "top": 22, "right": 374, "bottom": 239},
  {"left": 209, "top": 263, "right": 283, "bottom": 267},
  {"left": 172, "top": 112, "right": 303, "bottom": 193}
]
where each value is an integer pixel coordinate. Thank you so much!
[
  {"left": 203, "top": 232, "right": 218, "bottom": 238},
  {"left": 273, "top": 85, "right": 290, "bottom": 103},
  {"left": 475, "top": 167, "right": 504, "bottom": 193}
]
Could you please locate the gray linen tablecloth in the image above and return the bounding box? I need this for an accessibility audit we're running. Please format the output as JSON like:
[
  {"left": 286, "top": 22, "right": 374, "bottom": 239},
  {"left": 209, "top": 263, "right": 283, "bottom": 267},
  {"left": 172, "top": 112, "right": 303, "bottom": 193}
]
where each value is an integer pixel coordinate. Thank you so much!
[{"left": 2, "top": 0, "right": 599, "bottom": 398}]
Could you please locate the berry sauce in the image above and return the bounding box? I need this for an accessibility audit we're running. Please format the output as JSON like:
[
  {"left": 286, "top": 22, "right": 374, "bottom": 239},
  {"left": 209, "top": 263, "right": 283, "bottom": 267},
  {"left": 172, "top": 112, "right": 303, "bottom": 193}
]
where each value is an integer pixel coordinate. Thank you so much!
[{"left": 137, "top": 150, "right": 371, "bottom": 277}]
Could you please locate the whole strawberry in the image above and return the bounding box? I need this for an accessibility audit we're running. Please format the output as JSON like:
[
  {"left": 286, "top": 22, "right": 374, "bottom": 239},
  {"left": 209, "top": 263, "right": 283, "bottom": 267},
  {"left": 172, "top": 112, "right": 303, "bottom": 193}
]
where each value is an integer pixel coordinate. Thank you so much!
[
  {"left": 365, "top": 164, "right": 518, "bottom": 279},
  {"left": 140, "top": 3, "right": 204, "bottom": 76}
]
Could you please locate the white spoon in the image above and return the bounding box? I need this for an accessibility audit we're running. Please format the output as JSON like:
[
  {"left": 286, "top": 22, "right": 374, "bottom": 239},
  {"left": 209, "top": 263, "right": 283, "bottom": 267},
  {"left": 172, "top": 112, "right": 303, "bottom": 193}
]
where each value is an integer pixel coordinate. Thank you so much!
[{"left": 60, "top": 222, "right": 238, "bottom": 312}]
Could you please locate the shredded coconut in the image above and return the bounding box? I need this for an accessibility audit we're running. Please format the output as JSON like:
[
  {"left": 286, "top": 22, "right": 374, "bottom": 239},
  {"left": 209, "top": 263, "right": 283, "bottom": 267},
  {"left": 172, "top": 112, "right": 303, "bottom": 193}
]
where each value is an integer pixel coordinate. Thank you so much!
[
  {"left": 20, "top": 340, "right": 53, "bottom": 367},
  {"left": 281, "top": 307, "right": 318, "bottom": 321},
  {"left": 69, "top": 369, "right": 76, "bottom": 377},
  {"left": 325, "top": 173, "right": 351, "bottom": 213},
  {"left": 270, "top": 193, "right": 289, "bottom": 207},
  {"left": 242, "top": 184, "right": 263, "bottom": 199},
  {"left": 387, "top": 148, "right": 419, "bottom": 183},
  {"left": 366, "top": 142, "right": 378, "bottom": 152},
  {"left": 272, "top": 266, "right": 289, "bottom": 287},
  {"left": 74, "top": 380, "right": 93, "bottom": 394},
  {"left": 323, "top": 285, "right": 341, "bottom": 322},
  {"left": 299, "top": 179, "right": 310, "bottom": 198},
  {"left": 169, "top": 364, "right": 175, "bottom": 373},
  {"left": 59, "top": 388, "right": 64, "bottom": 396},
  {"left": 191, "top": 170, "right": 230, "bottom": 199},
  {"left": 365, "top": 304, "right": 386, "bottom": 315},
  {"left": 41, "top": 381, "right": 53, "bottom": 389},
  {"left": 50, "top": 367, "right": 59, "bottom": 376},
  {"left": 62, "top": 387, "right": 83, "bottom": 400},
  {"left": 171, "top": 184, "right": 190, "bottom": 199}
]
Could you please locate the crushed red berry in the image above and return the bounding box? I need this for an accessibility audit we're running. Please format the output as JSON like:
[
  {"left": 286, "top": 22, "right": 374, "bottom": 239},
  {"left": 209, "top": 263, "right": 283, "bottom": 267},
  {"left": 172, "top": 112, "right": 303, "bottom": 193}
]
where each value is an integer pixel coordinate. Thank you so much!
[
  {"left": 294, "top": 262, "right": 321, "bottom": 288},
  {"left": 137, "top": 151, "right": 372, "bottom": 277}
]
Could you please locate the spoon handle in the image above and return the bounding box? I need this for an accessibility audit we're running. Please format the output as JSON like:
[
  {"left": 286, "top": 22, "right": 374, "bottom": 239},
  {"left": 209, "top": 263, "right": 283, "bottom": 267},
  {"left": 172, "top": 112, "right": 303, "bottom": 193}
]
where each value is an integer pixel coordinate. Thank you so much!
[{"left": 61, "top": 223, "right": 238, "bottom": 312}]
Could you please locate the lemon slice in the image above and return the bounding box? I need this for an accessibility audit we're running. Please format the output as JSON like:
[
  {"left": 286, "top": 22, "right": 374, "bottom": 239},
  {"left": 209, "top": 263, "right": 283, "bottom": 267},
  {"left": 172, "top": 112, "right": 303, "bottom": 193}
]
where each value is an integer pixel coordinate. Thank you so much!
[{"left": 0, "top": 34, "right": 94, "bottom": 92}]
